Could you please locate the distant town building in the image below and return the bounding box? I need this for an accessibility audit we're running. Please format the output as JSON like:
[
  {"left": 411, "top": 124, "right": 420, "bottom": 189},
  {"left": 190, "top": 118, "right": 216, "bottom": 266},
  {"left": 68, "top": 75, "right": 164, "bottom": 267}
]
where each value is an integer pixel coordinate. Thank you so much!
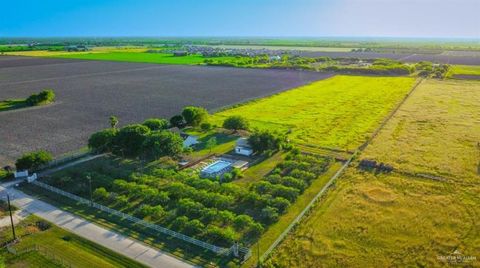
[
  {"left": 65, "top": 45, "right": 89, "bottom": 52},
  {"left": 173, "top": 50, "right": 188, "bottom": 57}
]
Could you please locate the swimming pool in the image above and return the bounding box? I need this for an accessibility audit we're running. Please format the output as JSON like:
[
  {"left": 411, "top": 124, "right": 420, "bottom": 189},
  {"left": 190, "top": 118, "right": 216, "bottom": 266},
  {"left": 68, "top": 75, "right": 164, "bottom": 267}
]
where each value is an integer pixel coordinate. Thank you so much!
[
  {"left": 202, "top": 160, "right": 232, "bottom": 173},
  {"left": 200, "top": 160, "right": 232, "bottom": 178}
]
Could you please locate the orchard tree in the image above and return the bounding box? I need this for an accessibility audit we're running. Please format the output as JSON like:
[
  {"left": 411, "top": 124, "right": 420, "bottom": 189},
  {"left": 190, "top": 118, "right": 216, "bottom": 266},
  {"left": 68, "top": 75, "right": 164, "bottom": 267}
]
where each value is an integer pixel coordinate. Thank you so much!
[{"left": 181, "top": 106, "right": 208, "bottom": 127}]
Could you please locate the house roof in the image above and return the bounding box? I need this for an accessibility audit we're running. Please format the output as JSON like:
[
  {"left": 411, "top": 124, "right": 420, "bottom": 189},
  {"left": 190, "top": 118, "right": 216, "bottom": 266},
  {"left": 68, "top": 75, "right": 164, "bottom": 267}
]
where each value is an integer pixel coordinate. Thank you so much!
[
  {"left": 236, "top": 137, "right": 251, "bottom": 148},
  {"left": 168, "top": 127, "right": 195, "bottom": 140}
]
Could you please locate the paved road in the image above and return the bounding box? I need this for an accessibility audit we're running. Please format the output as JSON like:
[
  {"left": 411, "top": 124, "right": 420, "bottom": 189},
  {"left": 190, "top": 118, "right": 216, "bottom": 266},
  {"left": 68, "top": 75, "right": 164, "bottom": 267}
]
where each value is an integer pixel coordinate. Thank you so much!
[
  {"left": 0, "top": 183, "right": 194, "bottom": 268},
  {"left": 0, "top": 209, "right": 30, "bottom": 228}
]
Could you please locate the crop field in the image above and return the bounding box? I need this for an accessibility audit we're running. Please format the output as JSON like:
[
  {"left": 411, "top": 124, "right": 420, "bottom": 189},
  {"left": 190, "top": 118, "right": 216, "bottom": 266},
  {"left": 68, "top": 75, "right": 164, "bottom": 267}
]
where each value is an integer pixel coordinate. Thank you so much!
[
  {"left": 0, "top": 56, "right": 330, "bottom": 164},
  {"left": 53, "top": 52, "right": 236, "bottom": 65},
  {"left": 363, "top": 79, "right": 480, "bottom": 183},
  {"left": 266, "top": 169, "right": 480, "bottom": 267},
  {"left": 211, "top": 75, "right": 415, "bottom": 150},
  {"left": 4, "top": 46, "right": 149, "bottom": 57}
]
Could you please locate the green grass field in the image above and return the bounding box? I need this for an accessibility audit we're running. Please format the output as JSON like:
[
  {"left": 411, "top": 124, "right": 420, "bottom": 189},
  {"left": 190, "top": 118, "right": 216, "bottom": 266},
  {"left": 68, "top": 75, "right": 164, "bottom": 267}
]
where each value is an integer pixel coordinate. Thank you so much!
[
  {"left": 211, "top": 75, "right": 416, "bottom": 151},
  {"left": 266, "top": 78, "right": 480, "bottom": 267},
  {"left": 363, "top": 79, "right": 480, "bottom": 182},
  {"left": 449, "top": 65, "right": 480, "bottom": 77},
  {"left": 266, "top": 169, "right": 480, "bottom": 267},
  {"left": 0, "top": 215, "right": 145, "bottom": 268},
  {"left": 53, "top": 52, "right": 235, "bottom": 65}
]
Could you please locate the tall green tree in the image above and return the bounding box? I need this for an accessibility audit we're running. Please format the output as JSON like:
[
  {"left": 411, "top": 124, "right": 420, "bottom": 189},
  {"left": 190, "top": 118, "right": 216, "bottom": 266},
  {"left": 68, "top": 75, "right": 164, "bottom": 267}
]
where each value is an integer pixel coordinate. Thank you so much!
[
  {"left": 142, "top": 131, "right": 184, "bottom": 160},
  {"left": 114, "top": 124, "right": 151, "bottom": 157},
  {"left": 15, "top": 150, "right": 53, "bottom": 171},
  {"left": 223, "top": 116, "right": 249, "bottom": 131},
  {"left": 205, "top": 137, "right": 217, "bottom": 153},
  {"left": 109, "top": 116, "right": 119, "bottom": 129},
  {"left": 181, "top": 106, "right": 208, "bottom": 127}
]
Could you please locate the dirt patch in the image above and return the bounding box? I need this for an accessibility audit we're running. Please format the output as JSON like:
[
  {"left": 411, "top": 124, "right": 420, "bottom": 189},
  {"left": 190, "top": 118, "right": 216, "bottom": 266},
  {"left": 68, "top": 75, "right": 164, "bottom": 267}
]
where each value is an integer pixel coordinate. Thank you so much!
[{"left": 361, "top": 187, "right": 397, "bottom": 204}]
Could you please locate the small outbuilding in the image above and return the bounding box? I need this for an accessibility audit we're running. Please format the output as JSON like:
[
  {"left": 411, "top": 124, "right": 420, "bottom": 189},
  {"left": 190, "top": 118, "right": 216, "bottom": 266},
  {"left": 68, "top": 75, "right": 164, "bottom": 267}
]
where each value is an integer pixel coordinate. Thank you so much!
[{"left": 235, "top": 138, "right": 253, "bottom": 156}]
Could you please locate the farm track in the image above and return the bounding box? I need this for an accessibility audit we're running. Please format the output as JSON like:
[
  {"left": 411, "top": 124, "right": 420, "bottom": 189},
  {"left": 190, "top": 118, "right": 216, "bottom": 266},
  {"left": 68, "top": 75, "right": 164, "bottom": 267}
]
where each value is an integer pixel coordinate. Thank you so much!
[{"left": 0, "top": 56, "right": 332, "bottom": 165}]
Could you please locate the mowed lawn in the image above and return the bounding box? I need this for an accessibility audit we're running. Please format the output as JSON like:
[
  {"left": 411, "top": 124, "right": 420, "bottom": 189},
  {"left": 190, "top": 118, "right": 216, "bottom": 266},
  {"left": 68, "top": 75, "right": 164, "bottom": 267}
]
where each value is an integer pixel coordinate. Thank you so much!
[
  {"left": 363, "top": 79, "right": 480, "bottom": 182},
  {"left": 266, "top": 169, "right": 480, "bottom": 267},
  {"left": 53, "top": 52, "right": 235, "bottom": 65},
  {"left": 211, "top": 76, "right": 416, "bottom": 150},
  {"left": 1, "top": 216, "right": 145, "bottom": 268}
]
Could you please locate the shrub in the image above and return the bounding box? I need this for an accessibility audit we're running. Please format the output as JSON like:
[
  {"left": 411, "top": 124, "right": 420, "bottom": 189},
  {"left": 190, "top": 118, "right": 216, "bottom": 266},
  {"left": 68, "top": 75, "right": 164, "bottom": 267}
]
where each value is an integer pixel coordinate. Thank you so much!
[
  {"left": 26, "top": 89, "right": 55, "bottom": 106},
  {"left": 222, "top": 172, "right": 234, "bottom": 183},
  {"left": 182, "top": 106, "right": 208, "bottom": 127},
  {"left": 93, "top": 187, "right": 109, "bottom": 200},
  {"left": 88, "top": 128, "right": 117, "bottom": 153},
  {"left": 15, "top": 150, "right": 53, "bottom": 171},
  {"left": 223, "top": 116, "right": 249, "bottom": 131},
  {"left": 36, "top": 220, "right": 52, "bottom": 231},
  {"left": 143, "top": 118, "right": 169, "bottom": 131},
  {"left": 231, "top": 168, "right": 243, "bottom": 179},
  {"left": 200, "top": 122, "right": 213, "bottom": 131}
]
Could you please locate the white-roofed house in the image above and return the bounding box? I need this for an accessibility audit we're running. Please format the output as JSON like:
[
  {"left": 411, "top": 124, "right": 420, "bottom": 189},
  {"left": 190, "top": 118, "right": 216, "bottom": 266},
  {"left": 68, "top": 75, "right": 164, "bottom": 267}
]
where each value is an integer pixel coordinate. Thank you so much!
[{"left": 235, "top": 137, "right": 254, "bottom": 156}]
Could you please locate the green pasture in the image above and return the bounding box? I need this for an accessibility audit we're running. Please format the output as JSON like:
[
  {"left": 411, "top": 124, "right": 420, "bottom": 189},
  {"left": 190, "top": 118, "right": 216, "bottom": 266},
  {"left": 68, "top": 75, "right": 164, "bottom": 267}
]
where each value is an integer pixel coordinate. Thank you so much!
[
  {"left": 53, "top": 52, "right": 235, "bottom": 65},
  {"left": 211, "top": 75, "right": 416, "bottom": 151}
]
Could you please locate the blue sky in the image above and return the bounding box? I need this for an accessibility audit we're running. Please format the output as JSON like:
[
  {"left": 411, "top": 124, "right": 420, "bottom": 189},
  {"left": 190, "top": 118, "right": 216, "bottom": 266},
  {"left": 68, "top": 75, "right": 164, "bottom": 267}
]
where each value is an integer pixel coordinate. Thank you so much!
[{"left": 1, "top": 0, "right": 479, "bottom": 38}]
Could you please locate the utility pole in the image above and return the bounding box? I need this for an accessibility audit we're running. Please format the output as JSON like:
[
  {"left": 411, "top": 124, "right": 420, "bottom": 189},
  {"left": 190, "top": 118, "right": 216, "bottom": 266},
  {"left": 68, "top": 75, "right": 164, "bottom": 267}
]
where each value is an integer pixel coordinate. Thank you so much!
[
  {"left": 87, "top": 175, "right": 92, "bottom": 206},
  {"left": 257, "top": 241, "right": 260, "bottom": 267},
  {"left": 7, "top": 194, "right": 16, "bottom": 240}
]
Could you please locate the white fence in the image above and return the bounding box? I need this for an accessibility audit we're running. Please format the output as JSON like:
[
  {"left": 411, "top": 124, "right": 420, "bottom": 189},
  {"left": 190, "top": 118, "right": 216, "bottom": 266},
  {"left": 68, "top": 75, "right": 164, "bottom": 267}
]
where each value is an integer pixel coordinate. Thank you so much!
[
  {"left": 31, "top": 180, "right": 251, "bottom": 258},
  {"left": 37, "top": 150, "right": 91, "bottom": 172}
]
